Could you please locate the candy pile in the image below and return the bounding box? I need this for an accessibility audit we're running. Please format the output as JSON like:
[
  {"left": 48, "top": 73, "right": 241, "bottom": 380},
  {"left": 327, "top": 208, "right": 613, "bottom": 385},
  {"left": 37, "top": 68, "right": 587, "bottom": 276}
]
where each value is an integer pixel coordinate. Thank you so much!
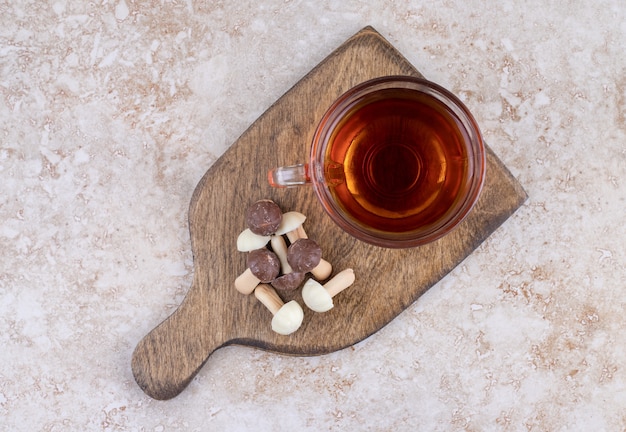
[{"left": 235, "top": 199, "right": 355, "bottom": 335}]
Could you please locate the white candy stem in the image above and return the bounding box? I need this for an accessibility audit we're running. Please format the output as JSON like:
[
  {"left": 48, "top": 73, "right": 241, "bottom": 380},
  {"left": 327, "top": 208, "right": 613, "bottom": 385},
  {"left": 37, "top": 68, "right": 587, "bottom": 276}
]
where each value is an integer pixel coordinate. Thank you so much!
[
  {"left": 324, "top": 269, "right": 355, "bottom": 297},
  {"left": 270, "top": 235, "right": 293, "bottom": 274}
]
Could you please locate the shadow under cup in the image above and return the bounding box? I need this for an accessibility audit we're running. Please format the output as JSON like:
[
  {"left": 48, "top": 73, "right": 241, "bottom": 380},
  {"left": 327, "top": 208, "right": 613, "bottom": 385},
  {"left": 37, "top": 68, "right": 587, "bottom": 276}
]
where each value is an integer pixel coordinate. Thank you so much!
[{"left": 280, "top": 76, "right": 485, "bottom": 248}]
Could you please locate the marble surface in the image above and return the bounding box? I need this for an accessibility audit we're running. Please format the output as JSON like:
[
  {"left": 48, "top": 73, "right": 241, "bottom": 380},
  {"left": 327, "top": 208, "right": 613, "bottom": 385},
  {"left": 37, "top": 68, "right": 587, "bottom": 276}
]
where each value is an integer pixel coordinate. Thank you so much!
[{"left": 2, "top": 0, "right": 625, "bottom": 430}]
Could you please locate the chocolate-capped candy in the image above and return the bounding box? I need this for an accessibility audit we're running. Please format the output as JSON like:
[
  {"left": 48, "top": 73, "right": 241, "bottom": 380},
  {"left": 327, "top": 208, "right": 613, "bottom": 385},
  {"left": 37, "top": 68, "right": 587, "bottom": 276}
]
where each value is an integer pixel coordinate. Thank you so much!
[
  {"left": 271, "top": 272, "right": 305, "bottom": 292},
  {"left": 246, "top": 199, "right": 283, "bottom": 236},
  {"left": 247, "top": 248, "right": 280, "bottom": 283},
  {"left": 287, "top": 238, "right": 322, "bottom": 273}
]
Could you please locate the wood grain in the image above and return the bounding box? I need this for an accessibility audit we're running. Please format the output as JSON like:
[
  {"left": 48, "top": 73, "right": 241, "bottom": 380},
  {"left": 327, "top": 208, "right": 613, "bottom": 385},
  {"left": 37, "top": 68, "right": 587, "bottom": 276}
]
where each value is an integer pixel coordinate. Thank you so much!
[{"left": 131, "top": 26, "right": 528, "bottom": 400}]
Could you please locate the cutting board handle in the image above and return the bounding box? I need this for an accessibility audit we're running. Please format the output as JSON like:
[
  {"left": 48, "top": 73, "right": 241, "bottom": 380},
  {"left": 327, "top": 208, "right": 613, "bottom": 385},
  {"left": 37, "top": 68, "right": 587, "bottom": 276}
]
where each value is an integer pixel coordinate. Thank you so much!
[{"left": 131, "top": 277, "right": 224, "bottom": 400}]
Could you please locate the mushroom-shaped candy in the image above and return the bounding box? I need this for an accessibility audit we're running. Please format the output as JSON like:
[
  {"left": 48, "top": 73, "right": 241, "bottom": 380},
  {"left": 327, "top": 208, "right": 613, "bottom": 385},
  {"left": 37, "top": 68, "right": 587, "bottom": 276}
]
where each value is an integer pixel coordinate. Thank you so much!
[
  {"left": 275, "top": 211, "right": 307, "bottom": 241},
  {"left": 287, "top": 238, "right": 331, "bottom": 280},
  {"left": 237, "top": 229, "right": 270, "bottom": 252},
  {"left": 254, "top": 284, "right": 304, "bottom": 335},
  {"left": 234, "top": 249, "right": 280, "bottom": 294},
  {"left": 271, "top": 271, "right": 305, "bottom": 293},
  {"left": 287, "top": 238, "right": 321, "bottom": 273},
  {"left": 246, "top": 199, "right": 283, "bottom": 236},
  {"left": 302, "top": 268, "right": 355, "bottom": 312},
  {"left": 277, "top": 212, "right": 332, "bottom": 280}
]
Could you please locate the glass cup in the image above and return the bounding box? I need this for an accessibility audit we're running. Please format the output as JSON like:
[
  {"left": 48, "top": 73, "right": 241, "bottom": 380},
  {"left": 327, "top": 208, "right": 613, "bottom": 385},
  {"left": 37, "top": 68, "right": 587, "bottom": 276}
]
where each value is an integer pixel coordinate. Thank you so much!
[{"left": 268, "top": 76, "right": 485, "bottom": 248}]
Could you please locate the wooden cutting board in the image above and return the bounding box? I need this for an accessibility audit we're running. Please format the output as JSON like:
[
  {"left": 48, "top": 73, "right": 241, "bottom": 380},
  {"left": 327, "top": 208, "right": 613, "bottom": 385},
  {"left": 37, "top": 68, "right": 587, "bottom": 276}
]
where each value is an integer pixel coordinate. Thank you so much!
[{"left": 131, "top": 26, "right": 527, "bottom": 400}]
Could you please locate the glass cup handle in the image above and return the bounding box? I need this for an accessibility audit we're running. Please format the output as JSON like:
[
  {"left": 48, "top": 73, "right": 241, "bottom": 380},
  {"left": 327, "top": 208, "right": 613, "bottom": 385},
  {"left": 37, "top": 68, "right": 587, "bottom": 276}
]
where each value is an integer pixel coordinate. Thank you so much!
[{"left": 268, "top": 163, "right": 311, "bottom": 188}]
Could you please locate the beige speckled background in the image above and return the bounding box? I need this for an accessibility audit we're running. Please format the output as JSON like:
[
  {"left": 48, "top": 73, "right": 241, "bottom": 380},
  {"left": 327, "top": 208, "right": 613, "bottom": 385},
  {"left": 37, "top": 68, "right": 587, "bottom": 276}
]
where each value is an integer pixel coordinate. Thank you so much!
[{"left": 2, "top": 0, "right": 625, "bottom": 431}]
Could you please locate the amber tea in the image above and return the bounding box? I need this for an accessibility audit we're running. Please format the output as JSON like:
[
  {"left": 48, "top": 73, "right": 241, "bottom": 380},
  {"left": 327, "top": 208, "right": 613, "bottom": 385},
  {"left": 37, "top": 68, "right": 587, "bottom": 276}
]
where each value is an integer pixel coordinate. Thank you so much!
[{"left": 325, "top": 89, "right": 470, "bottom": 234}]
